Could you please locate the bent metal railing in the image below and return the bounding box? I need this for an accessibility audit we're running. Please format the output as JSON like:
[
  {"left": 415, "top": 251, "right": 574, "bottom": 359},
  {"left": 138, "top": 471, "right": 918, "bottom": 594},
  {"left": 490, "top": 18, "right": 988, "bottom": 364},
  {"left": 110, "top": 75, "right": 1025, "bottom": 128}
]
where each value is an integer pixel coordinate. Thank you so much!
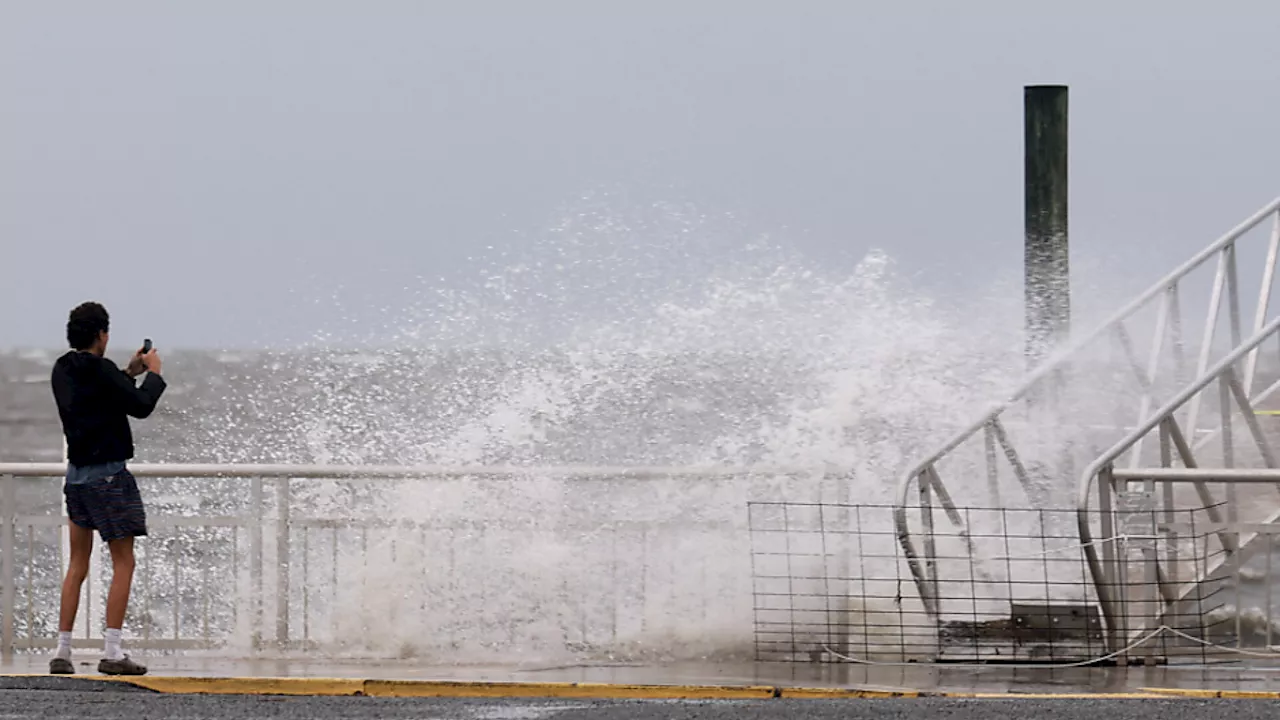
[
  {"left": 0, "top": 463, "right": 835, "bottom": 661},
  {"left": 895, "top": 195, "right": 1280, "bottom": 623},
  {"left": 1078, "top": 316, "right": 1280, "bottom": 652}
]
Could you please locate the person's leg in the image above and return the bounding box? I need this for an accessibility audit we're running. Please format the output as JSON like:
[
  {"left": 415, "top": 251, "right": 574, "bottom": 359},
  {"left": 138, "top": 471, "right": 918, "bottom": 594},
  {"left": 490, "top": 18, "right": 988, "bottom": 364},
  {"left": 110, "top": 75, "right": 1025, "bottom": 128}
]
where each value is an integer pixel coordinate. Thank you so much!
[
  {"left": 101, "top": 536, "right": 136, "bottom": 666},
  {"left": 60, "top": 519, "right": 94, "bottom": 632},
  {"left": 104, "top": 536, "right": 134, "bottom": 637},
  {"left": 55, "top": 519, "right": 94, "bottom": 663},
  {"left": 97, "top": 469, "right": 147, "bottom": 675}
]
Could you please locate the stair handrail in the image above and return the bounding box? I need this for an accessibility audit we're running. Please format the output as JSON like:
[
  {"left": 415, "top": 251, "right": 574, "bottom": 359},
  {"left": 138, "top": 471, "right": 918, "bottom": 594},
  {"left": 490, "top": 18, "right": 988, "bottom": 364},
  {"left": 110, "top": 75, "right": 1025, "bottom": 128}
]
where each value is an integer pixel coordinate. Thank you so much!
[{"left": 1075, "top": 315, "right": 1280, "bottom": 650}]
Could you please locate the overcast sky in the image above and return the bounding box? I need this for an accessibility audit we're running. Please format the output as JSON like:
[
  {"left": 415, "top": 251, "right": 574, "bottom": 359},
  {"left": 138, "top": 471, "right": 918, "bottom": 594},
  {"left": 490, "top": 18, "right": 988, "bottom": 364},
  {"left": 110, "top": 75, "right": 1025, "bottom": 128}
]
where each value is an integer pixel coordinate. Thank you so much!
[{"left": 3, "top": 2, "right": 1280, "bottom": 350}]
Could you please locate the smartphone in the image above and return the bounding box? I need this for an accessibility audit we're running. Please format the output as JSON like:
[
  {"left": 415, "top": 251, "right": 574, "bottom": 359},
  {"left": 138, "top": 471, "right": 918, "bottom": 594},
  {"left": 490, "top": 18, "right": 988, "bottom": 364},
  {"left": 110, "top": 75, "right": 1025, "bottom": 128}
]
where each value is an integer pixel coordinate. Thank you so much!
[{"left": 141, "top": 339, "right": 152, "bottom": 354}]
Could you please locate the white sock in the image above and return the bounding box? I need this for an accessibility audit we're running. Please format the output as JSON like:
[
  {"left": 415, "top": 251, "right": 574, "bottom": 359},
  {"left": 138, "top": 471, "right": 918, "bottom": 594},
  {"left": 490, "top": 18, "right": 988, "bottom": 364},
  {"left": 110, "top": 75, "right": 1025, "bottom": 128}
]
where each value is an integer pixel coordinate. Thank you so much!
[
  {"left": 104, "top": 628, "right": 124, "bottom": 661},
  {"left": 55, "top": 631, "right": 72, "bottom": 660}
]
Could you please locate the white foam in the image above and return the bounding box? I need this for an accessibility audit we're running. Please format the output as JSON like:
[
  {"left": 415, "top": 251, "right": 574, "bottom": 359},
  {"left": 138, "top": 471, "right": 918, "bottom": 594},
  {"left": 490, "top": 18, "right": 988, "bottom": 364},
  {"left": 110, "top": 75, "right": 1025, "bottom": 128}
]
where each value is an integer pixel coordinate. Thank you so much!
[{"left": 191, "top": 198, "right": 1036, "bottom": 661}]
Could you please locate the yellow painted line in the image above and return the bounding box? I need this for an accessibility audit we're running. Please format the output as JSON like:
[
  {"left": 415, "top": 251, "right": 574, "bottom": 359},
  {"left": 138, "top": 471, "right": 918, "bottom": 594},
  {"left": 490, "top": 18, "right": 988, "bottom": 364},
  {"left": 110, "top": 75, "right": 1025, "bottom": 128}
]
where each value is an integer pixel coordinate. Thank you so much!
[
  {"left": 779, "top": 687, "right": 923, "bottom": 699},
  {"left": 950, "top": 692, "right": 1167, "bottom": 699},
  {"left": 83, "top": 675, "right": 777, "bottom": 699},
  {"left": 1255, "top": 410, "right": 1280, "bottom": 416},
  {"left": 362, "top": 680, "right": 778, "bottom": 699},
  {"left": 105, "top": 676, "right": 367, "bottom": 696},
  {"left": 1141, "top": 687, "right": 1280, "bottom": 699}
]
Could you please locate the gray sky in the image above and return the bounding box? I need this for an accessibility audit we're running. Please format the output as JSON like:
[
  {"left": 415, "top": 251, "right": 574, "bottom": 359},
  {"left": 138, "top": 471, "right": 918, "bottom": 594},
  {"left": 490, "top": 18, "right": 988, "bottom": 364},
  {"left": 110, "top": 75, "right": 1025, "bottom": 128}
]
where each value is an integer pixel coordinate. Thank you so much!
[{"left": 3, "top": 2, "right": 1280, "bottom": 349}]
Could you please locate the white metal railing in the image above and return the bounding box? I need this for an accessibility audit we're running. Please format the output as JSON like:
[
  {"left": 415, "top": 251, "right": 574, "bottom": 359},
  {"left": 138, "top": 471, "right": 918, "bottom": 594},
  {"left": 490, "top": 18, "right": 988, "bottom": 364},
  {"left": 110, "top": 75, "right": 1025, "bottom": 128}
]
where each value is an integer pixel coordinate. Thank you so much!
[
  {"left": 1077, "top": 316, "right": 1280, "bottom": 653},
  {"left": 0, "top": 463, "right": 838, "bottom": 661},
  {"left": 894, "top": 195, "right": 1280, "bottom": 622},
  {"left": 0, "top": 464, "right": 826, "bottom": 480}
]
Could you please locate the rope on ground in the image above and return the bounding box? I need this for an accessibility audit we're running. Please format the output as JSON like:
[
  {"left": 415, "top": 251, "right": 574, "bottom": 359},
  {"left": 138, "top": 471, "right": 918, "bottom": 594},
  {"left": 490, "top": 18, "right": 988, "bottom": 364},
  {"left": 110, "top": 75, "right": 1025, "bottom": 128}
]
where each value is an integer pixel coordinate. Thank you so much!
[
  {"left": 820, "top": 624, "right": 1280, "bottom": 669},
  {"left": 1161, "top": 626, "right": 1280, "bottom": 659}
]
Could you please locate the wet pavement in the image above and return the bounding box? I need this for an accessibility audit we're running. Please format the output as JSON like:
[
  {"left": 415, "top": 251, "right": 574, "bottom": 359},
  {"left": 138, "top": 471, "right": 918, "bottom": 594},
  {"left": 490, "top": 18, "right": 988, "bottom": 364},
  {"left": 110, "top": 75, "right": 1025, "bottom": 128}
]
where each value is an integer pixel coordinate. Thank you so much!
[{"left": 0, "top": 686, "right": 1276, "bottom": 720}]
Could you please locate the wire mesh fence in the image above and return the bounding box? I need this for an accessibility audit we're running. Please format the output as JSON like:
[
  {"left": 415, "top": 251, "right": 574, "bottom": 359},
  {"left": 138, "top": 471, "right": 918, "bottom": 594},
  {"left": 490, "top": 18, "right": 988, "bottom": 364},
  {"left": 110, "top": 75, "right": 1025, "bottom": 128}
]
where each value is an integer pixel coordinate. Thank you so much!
[{"left": 749, "top": 500, "right": 1265, "bottom": 665}]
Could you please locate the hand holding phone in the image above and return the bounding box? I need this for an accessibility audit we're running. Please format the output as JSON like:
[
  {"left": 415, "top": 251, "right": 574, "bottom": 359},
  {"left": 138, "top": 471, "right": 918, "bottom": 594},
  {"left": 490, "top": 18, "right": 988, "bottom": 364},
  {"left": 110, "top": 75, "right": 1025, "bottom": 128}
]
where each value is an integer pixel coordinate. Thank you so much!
[{"left": 139, "top": 338, "right": 161, "bottom": 375}]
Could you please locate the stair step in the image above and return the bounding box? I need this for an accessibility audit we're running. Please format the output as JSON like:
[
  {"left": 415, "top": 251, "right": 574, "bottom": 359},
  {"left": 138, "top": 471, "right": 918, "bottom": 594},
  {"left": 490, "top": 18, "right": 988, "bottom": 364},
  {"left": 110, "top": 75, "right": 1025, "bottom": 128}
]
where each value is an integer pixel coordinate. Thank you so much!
[{"left": 936, "top": 603, "right": 1106, "bottom": 663}]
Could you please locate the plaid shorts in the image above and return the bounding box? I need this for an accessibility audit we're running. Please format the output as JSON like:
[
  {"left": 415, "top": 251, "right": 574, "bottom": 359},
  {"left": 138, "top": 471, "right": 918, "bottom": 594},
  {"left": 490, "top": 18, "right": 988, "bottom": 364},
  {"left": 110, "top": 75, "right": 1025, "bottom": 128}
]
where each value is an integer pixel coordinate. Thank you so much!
[{"left": 64, "top": 468, "right": 148, "bottom": 542}]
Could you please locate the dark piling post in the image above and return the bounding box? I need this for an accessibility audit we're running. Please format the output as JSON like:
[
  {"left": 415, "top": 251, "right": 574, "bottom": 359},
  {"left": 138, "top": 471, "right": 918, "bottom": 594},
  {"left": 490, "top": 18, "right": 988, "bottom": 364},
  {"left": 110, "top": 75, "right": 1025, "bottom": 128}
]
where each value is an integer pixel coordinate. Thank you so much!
[{"left": 1025, "top": 85, "right": 1070, "bottom": 368}]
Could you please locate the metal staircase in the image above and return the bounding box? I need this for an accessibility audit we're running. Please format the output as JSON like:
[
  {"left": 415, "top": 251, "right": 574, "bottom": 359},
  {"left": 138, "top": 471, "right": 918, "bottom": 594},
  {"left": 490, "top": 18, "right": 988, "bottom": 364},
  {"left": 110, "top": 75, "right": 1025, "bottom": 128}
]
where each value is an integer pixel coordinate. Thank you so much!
[
  {"left": 893, "top": 195, "right": 1280, "bottom": 662},
  {"left": 1077, "top": 330, "right": 1280, "bottom": 657}
]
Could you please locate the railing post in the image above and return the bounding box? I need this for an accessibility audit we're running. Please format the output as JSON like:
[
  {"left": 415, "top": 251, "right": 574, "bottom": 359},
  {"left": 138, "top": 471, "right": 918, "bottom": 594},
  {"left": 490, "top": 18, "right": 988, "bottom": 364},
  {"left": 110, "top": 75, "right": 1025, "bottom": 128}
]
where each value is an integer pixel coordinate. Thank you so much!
[
  {"left": 1220, "top": 375, "right": 1238, "bottom": 520},
  {"left": 1218, "top": 374, "right": 1243, "bottom": 649},
  {"left": 1141, "top": 501, "right": 1160, "bottom": 666},
  {"left": 983, "top": 423, "right": 1002, "bottom": 511},
  {"left": 1, "top": 474, "right": 14, "bottom": 662},
  {"left": 275, "top": 477, "right": 290, "bottom": 647},
  {"left": 919, "top": 474, "right": 939, "bottom": 613},
  {"left": 1096, "top": 464, "right": 1120, "bottom": 655},
  {"left": 1185, "top": 247, "right": 1230, "bottom": 438},
  {"left": 250, "top": 476, "right": 263, "bottom": 651},
  {"left": 1226, "top": 242, "right": 1244, "bottom": 359},
  {"left": 1159, "top": 421, "right": 1178, "bottom": 586},
  {"left": 1243, "top": 211, "right": 1280, "bottom": 395},
  {"left": 1115, "top": 536, "right": 1131, "bottom": 666}
]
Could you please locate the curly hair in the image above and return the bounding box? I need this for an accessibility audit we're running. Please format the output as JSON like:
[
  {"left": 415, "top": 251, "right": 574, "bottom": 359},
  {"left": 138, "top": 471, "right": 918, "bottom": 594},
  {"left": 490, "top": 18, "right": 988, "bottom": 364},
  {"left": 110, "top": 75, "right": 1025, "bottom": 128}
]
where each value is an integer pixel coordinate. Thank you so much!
[{"left": 67, "top": 302, "right": 110, "bottom": 351}]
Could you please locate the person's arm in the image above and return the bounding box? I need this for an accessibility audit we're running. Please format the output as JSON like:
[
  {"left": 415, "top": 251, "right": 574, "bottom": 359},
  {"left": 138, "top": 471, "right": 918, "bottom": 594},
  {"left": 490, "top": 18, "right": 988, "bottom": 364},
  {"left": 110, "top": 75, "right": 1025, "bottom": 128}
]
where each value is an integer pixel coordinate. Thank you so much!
[
  {"left": 123, "top": 352, "right": 147, "bottom": 378},
  {"left": 101, "top": 358, "right": 167, "bottom": 419}
]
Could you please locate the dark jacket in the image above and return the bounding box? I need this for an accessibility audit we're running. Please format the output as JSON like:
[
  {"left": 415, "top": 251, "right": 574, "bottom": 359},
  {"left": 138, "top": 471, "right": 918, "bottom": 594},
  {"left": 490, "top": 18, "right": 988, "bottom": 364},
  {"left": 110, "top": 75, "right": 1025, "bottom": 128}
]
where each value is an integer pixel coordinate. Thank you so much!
[{"left": 51, "top": 351, "right": 167, "bottom": 467}]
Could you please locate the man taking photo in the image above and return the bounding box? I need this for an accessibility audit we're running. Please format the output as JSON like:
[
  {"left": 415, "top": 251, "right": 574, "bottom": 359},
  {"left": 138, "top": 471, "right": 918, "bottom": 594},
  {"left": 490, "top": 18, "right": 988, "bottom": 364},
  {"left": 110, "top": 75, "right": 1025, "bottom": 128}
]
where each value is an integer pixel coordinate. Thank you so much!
[{"left": 48, "top": 302, "right": 165, "bottom": 676}]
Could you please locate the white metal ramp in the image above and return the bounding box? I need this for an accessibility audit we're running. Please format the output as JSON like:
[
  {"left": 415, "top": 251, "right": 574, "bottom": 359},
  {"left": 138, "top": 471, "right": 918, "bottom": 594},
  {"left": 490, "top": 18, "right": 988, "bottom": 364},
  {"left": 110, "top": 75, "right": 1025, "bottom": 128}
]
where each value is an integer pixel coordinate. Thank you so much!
[{"left": 894, "top": 195, "right": 1280, "bottom": 663}]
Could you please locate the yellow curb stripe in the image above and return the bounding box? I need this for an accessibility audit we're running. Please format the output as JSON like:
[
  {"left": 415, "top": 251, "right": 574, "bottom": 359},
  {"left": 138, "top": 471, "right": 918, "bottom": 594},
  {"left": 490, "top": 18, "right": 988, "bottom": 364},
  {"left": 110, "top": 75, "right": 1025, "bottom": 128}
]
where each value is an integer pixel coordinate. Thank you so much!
[
  {"left": 106, "top": 676, "right": 367, "bottom": 696},
  {"left": 1141, "top": 687, "right": 1280, "bottom": 699},
  {"left": 780, "top": 687, "right": 923, "bottom": 699},
  {"left": 86, "top": 675, "right": 777, "bottom": 699},
  {"left": 949, "top": 692, "right": 1167, "bottom": 699},
  {"left": 363, "top": 680, "right": 777, "bottom": 699}
]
